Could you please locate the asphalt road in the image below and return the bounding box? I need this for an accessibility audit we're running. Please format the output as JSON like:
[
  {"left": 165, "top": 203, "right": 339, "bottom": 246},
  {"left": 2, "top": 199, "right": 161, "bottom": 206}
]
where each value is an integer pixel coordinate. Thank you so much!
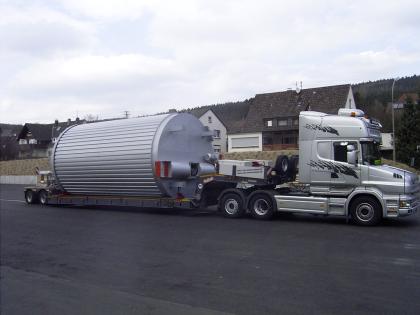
[{"left": 1, "top": 184, "right": 420, "bottom": 315}]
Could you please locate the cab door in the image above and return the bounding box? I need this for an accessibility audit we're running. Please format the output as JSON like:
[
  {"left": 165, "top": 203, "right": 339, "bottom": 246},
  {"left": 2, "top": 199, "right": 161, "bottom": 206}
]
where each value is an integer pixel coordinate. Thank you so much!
[
  {"left": 329, "top": 141, "right": 361, "bottom": 194},
  {"left": 308, "top": 140, "right": 333, "bottom": 194}
]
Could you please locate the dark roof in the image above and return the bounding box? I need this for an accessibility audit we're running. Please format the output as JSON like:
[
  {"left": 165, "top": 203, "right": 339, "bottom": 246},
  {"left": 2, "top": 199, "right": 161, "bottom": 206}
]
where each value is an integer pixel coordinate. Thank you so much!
[
  {"left": 17, "top": 120, "right": 85, "bottom": 141},
  {"left": 233, "top": 84, "right": 351, "bottom": 133},
  {"left": 182, "top": 101, "right": 251, "bottom": 132},
  {"left": 0, "top": 123, "right": 22, "bottom": 137}
]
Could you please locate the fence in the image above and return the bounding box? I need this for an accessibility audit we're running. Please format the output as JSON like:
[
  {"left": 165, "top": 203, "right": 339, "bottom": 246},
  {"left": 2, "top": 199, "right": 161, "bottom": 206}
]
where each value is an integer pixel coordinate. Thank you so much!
[{"left": 0, "top": 175, "right": 37, "bottom": 185}]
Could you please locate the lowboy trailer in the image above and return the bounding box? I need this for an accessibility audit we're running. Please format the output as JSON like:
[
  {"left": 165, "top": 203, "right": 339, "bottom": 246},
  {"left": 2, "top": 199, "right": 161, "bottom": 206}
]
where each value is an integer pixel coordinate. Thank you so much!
[{"left": 25, "top": 109, "right": 419, "bottom": 226}]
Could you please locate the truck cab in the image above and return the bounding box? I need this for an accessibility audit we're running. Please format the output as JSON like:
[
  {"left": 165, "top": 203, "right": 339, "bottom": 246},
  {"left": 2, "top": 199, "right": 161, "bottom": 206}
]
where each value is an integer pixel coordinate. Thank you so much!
[{"left": 298, "top": 109, "right": 419, "bottom": 223}]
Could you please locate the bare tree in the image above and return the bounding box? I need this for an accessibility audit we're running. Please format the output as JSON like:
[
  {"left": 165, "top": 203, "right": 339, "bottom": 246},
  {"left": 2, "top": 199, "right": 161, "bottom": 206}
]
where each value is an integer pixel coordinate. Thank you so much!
[{"left": 84, "top": 114, "right": 99, "bottom": 122}]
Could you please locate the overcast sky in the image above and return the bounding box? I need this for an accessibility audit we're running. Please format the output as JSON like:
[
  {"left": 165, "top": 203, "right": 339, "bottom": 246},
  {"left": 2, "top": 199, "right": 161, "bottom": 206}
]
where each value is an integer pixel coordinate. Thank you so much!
[{"left": 1, "top": 0, "right": 419, "bottom": 124}]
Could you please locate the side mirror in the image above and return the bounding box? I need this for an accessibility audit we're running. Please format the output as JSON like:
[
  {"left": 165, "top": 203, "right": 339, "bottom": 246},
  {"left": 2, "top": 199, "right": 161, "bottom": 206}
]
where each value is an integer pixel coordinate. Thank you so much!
[{"left": 347, "top": 145, "right": 357, "bottom": 166}]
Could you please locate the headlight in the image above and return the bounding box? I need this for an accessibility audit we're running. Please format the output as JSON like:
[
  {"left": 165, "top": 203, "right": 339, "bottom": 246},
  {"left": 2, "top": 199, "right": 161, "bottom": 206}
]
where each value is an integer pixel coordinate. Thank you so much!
[{"left": 399, "top": 200, "right": 411, "bottom": 208}]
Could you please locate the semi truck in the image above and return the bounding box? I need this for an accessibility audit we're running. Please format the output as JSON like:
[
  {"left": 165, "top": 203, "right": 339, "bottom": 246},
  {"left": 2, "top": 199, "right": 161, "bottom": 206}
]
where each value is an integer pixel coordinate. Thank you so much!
[{"left": 24, "top": 109, "right": 419, "bottom": 226}]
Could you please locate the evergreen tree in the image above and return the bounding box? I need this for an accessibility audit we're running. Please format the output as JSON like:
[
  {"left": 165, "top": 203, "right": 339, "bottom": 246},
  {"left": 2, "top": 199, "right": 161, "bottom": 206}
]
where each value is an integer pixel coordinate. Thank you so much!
[{"left": 395, "top": 96, "right": 420, "bottom": 169}]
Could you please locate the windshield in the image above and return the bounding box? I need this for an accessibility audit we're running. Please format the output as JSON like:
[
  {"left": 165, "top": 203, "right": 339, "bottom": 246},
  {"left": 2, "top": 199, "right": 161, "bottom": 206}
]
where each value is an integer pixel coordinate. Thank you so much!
[{"left": 361, "top": 141, "right": 382, "bottom": 165}]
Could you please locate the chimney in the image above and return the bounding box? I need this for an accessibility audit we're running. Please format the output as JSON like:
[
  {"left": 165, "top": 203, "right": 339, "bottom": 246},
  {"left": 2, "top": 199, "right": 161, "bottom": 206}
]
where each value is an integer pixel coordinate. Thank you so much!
[
  {"left": 67, "top": 118, "right": 71, "bottom": 125},
  {"left": 54, "top": 119, "right": 59, "bottom": 126},
  {"left": 76, "top": 117, "right": 80, "bottom": 123}
]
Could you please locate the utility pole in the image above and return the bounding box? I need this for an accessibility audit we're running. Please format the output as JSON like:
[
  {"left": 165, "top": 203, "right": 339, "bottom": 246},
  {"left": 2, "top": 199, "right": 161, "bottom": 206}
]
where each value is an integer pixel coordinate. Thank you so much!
[{"left": 391, "top": 77, "right": 400, "bottom": 163}]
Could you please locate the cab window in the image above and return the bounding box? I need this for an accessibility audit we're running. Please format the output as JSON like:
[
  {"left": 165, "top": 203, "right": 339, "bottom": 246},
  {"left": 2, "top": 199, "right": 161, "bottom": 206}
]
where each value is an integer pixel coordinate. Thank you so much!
[{"left": 333, "top": 141, "right": 358, "bottom": 163}]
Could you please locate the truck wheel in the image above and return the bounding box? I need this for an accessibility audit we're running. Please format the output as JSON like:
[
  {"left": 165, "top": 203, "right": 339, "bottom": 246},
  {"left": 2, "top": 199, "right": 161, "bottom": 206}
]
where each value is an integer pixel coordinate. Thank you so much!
[
  {"left": 25, "top": 190, "right": 38, "bottom": 204},
  {"left": 350, "top": 196, "right": 382, "bottom": 226},
  {"left": 220, "top": 193, "right": 245, "bottom": 218},
  {"left": 287, "top": 155, "right": 299, "bottom": 181},
  {"left": 39, "top": 190, "right": 48, "bottom": 205},
  {"left": 274, "top": 155, "right": 289, "bottom": 176},
  {"left": 249, "top": 193, "right": 275, "bottom": 220}
]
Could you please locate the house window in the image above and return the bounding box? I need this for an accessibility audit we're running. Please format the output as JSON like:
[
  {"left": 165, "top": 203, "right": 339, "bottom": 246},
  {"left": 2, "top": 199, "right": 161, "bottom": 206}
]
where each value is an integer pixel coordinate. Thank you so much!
[
  {"left": 277, "top": 119, "right": 287, "bottom": 126},
  {"left": 28, "top": 139, "right": 38, "bottom": 144},
  {"left": 208, "top": 116, "right": 212, "bottom": 123},
  {"left": 19, "top": 139, "right": 28, "bottom": 145},
  {"left": 214, "top": 130, "right": 221, "bottom": 139},
  {"left": 213, "top": 145, "right": 221, "bottom": 153},
  {"left": 231, "top": 137, "right": 259, "bottom": 148},
  {"left": 263, "top": 136, "right": 273, "bottom": 145},
  {"left": 266, "top": 120, "right": 273, "bottom": 127}
]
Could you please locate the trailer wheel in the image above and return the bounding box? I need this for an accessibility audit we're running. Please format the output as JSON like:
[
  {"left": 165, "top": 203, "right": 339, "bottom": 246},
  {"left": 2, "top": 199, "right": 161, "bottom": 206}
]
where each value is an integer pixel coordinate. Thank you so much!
[
  {"left": 220, "top": 193, "right": 245, "bottom": 218},
  {"left": 249, "top": 193, "right": 275, "bottom": 220},
  {"left": 25, "top": 190, "right": 38, "bottom": 204},
  {"left": 350, "top": 196, "right": 382, "bottom": 226},
  {"left": 38, "top": 190, "right": 48, "bottom": 205}
]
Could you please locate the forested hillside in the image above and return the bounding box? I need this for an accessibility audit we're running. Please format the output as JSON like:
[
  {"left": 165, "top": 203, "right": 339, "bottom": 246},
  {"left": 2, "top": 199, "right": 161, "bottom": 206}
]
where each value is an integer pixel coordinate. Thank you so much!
[{"left": 352, "top": 75, "right": 420, "bottom": 132}]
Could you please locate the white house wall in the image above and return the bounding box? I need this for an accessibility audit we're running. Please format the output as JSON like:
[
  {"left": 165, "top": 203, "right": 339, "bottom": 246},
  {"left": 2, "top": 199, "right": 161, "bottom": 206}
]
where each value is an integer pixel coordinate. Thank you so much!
[
  {"left": 345, "top": 86, "right": 357, "bottom": 109},
  {"left": 228, "top": 133, "right": 262, "bottom": 152},
  {"left": 381, "top": 133, "right": 393, "bottom": 150},
  {"left": 199, "top": 110, "right": 227, "bottom": 153}
]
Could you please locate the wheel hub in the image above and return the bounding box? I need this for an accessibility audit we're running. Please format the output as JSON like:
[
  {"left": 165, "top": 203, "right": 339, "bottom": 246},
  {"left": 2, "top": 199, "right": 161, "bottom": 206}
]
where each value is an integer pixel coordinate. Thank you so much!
[
  {"left": 225, "top": 199, "right": 239, "bottom": 215},
  {"left": 356, "top": 203, "right": 374, "bottom": 222},
  {"left": 254, "top": 199, "right": 269, "bottom": 216}
]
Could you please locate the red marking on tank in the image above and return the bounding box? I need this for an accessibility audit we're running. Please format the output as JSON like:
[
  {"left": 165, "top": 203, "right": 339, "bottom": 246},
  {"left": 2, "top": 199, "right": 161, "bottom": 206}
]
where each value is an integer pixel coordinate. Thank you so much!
[{"left": 155, "top": 161, "right": 161, "bottom": 177}]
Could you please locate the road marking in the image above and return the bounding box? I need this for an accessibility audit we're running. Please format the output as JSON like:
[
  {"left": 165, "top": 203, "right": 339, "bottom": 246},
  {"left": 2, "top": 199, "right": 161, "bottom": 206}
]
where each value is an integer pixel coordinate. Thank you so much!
[{"left": 0, "top": 199, "right": 26, "bottom": 203}]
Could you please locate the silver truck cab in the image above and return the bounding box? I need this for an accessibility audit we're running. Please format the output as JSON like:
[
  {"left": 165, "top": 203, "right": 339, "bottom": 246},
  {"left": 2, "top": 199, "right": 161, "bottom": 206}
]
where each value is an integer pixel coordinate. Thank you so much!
[{"left": 298, "top": 109, "right": 419, "bottom": 223}]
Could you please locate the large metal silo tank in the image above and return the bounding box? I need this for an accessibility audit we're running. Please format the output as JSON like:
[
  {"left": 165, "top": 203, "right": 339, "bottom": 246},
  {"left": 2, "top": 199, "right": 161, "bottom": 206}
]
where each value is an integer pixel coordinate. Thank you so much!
[{"left": 51, "top": 113, "right": 216, "bottom": 198}]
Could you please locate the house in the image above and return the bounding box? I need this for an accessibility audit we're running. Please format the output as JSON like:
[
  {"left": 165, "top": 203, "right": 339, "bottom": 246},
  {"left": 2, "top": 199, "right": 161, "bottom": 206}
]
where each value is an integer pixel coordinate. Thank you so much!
[
  {"left": 0, "top": 123, "right": 22, "bottom": 160},
  {"left": 16, "top": 118, "right": 82, "bottom": 159},
  {"left": 394, "top": 93, "right": 419, "bottom": 109},
  {"left": 185, "top": 101, "right": 250, "bottom": 153},
  {"left": 227, "top": 84, "right": 356, "bottom": 152},
  {"left": 380, "top": 132, "right": 393, "bottom": 159}
]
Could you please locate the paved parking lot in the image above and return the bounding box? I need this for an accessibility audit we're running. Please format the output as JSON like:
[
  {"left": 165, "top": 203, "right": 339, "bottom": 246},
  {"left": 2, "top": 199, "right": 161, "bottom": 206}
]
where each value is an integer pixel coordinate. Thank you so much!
[{"left": 1, "top": 184, "right": 420, "bottom": 314}]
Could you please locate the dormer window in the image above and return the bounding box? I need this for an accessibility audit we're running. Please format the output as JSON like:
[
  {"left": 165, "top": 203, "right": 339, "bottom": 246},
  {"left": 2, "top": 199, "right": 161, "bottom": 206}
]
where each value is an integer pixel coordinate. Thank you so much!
[{"left": 277, "top": 119, "right": 287, "bottom": 126}]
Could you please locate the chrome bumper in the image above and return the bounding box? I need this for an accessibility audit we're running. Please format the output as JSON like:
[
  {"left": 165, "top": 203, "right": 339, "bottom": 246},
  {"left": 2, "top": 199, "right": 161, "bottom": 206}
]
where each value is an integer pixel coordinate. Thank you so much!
[
  {"left": 384, "top": 195, "right": 419, "bottom": 218},
  {"left": 398, "top": 196, "right": 419, "bottom": 217}
]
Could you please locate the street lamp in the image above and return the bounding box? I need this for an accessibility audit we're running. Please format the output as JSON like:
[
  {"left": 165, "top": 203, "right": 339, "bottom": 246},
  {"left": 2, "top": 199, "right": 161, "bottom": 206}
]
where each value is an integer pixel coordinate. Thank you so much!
[{"left": 391, "top": 77, "right": 400, "bottom": 163}]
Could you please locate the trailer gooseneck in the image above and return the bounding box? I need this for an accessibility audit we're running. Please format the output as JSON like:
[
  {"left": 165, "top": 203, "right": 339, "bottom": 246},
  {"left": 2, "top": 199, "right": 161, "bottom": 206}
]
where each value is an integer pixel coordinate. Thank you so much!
[{"left": 25, "top": 110, "right": 419, "bottom": 226}]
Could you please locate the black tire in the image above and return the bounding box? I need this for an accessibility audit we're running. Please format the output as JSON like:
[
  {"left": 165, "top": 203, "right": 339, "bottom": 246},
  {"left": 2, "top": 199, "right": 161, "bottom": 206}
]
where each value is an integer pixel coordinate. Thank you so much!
[
  {"left": 350, "top": 196, "right": 382, "bottom": 226},
  {"left": 274, "top": 155, "right": 289, "bottom": 176},
  {"left": 287, "top": 155, "right": 299, "bottom": 180},
  {"left": 249, "top": 193, "right": 275, "bottom": 220},
  {"left": 39, "top": 190, "right": 48, "bottom": 205},
  {"left": 219, "top": 193, "right": 245, "bottom": 218},
  {"left": 25, "top": 190, "right": 38, "bottom": 204}
]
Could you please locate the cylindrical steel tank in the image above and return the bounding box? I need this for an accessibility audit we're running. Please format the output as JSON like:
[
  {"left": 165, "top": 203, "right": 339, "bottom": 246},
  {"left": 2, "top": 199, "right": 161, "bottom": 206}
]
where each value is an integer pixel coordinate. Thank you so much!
[{"left": 51, "top": 113, "right": 216, "bottom": 198}]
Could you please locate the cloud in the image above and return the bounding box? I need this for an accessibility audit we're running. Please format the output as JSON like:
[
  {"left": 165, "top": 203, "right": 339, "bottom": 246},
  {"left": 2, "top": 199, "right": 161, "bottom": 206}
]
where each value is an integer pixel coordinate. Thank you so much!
[
  {"left": 0, "top": 3, "right": 95, "bottom": 56},
  {"left": 0, "top": 0, "right": 419, "bottom": 124}
]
